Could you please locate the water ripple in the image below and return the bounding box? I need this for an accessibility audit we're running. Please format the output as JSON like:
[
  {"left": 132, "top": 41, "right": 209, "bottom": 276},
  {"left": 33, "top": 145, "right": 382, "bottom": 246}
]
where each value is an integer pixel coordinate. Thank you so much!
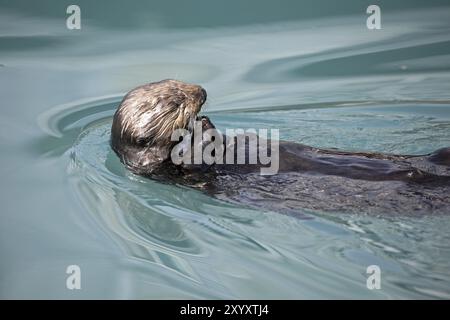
[{"left": 32, "top": 94, "right": 450, "bottom": 298}]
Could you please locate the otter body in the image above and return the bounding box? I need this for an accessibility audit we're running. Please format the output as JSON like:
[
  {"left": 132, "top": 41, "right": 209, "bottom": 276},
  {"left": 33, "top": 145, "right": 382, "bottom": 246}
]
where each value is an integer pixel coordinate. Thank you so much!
[{"left": 111, "top": 80, "right": 450, "bottom": 215}]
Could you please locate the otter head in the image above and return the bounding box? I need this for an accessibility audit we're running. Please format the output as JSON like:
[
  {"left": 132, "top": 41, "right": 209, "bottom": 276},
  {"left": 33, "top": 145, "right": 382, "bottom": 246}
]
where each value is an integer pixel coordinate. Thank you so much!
[{"left": 111, "top": 79, "right": 207, "bottom": 172}]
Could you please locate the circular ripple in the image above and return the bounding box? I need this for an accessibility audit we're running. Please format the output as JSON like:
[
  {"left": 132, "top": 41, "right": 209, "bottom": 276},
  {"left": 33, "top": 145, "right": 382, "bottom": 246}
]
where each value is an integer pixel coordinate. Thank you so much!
[{"left": 37, "top": 97, "right": 450, "bottom": 298}]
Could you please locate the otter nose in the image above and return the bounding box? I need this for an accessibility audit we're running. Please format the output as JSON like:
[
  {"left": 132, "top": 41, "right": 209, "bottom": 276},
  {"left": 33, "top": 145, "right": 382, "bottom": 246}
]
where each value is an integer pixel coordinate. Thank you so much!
[{"left": 200, "top": 88, "right": 207, "bottom": 104}]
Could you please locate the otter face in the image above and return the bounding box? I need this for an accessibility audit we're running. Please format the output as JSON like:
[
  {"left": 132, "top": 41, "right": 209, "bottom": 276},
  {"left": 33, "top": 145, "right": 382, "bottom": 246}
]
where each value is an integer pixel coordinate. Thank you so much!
[{"left": 111, "top": 79, "right": 207, "bottom": 168}]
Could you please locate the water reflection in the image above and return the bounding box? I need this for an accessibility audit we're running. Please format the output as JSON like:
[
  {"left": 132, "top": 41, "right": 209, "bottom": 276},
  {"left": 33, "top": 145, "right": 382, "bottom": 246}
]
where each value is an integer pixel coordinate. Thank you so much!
[{"left": 53, "top": 94, "right": 450, "bottom": 298}]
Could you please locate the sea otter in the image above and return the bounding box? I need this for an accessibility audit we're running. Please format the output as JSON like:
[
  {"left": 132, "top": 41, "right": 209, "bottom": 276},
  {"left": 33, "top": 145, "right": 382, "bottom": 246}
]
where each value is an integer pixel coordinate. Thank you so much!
[{"left": 111, "top": 79, "right": 450, "bottom": 215}]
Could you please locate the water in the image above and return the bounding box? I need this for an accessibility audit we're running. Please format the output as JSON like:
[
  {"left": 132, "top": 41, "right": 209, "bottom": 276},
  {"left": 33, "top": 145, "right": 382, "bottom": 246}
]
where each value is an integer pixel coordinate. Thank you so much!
[{"left": 1, "top": 1, "right": 450, "bottom": 299}]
